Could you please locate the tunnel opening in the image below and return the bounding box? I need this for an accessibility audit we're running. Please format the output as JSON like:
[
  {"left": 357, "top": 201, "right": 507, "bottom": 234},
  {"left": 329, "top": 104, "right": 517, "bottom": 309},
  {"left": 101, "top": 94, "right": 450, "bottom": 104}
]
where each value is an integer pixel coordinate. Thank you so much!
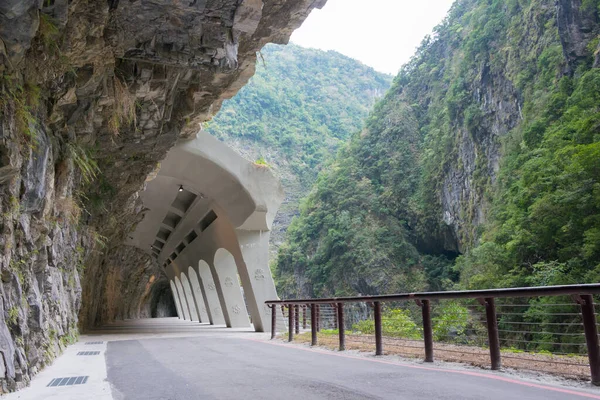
[{"left": 150, "top": 280, "right": 178, "bottom": 318}]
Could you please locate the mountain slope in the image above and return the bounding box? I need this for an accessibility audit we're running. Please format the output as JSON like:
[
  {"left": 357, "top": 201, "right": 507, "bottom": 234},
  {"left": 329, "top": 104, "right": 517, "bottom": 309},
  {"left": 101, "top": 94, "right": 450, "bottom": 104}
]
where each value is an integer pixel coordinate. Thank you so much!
[
  {"left": 275, "top": 0, "right": 600, "bottom": 298},
  {"left": 205, "top": 44, "right": 392, "bottom": 247}
]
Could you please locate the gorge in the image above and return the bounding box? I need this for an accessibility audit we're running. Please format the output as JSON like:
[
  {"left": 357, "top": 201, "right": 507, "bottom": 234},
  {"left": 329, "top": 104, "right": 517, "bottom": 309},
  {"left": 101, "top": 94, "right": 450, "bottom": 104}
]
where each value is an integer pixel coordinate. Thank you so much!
[
  {"left": 1, "top": 0, "right": 599, "bottom": 394},
  {"left": 275, "top": 0, "right": 600, "bottom": 299}
]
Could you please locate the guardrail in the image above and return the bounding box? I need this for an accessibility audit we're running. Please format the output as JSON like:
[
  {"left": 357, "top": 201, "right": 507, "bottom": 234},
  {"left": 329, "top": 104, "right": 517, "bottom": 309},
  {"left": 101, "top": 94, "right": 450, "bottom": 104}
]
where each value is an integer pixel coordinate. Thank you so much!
[{"left": 266, "top": 284, "right": 600, "bottom": 385}]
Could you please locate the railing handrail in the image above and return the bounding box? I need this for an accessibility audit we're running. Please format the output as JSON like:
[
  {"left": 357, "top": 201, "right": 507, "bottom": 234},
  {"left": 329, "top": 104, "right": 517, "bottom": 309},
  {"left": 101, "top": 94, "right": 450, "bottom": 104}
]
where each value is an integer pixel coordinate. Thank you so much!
[
  {"left": 267, "top": 282, "right": 600, "bottom": 384},
  {"left": 265, "top": 283, "right": 600, "bottom": 304}
]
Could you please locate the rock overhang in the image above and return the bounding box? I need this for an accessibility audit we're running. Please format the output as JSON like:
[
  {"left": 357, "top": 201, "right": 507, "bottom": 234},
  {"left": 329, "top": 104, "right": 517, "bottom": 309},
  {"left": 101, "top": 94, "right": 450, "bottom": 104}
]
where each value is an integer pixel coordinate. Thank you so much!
[{"left": 0, "top": 0, "right": 326, "bottom": 390}]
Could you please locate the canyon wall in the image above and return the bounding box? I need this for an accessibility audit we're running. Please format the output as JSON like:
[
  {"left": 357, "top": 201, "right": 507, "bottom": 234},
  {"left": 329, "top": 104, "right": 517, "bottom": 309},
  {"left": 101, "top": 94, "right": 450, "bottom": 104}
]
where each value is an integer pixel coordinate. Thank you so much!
[
  {"left": 0, "top": 0, "right": 324, "bottom": 392},
  {"left": 275, "top": 0, "right": 600, "bottom": 298}
]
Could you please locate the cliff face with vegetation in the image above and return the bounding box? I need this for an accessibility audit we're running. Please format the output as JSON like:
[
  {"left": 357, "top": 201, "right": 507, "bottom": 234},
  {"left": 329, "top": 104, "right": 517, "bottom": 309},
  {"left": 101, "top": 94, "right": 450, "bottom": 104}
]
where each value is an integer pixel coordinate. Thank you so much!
[
  {"left": 275, "top": 0, "right": 600, "bottom": 298},
  {"left": 0, "top": 0, "right": 323, "bottom": 392},
  {"left": 206, "top": 44, "right": 391, "bottom": 249}
]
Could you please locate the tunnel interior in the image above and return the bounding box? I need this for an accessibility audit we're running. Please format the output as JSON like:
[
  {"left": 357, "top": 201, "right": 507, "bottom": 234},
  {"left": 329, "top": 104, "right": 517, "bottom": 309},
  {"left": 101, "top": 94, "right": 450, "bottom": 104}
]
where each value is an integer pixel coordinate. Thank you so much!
[{"left": 151, "top": 280, "right": 178, "bottom": 318}]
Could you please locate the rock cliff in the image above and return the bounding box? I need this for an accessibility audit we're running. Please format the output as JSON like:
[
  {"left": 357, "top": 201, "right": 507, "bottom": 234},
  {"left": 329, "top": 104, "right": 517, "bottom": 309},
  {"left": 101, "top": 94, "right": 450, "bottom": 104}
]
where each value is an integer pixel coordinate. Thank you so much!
[
  {"left": 0, "top": 0, "right": 324, "bottom": 392},
  {"left": 275, "top": 0, "right": 600, "bottom": 298},
  {"left": 205, "top": 43, "right": 392, "bottom": 255}
]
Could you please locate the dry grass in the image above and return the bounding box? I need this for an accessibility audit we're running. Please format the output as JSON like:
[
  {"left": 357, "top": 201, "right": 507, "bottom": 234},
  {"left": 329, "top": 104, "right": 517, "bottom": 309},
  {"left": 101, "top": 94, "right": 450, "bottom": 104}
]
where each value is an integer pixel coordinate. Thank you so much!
[
  {"left": 55, "top": 196, "right": 82, "bottom": 224},
  {"left": 287, "top": 332, "right": 590, "bottom": 381},
  {"left": 108, "top": 77, "right": 136, "bottom": 136}
]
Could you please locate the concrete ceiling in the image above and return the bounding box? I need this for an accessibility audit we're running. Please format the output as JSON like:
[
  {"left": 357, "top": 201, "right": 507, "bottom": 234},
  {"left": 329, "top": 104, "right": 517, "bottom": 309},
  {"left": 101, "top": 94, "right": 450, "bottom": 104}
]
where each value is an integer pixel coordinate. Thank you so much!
[{"left": 127, "top": 130, "right": 284, "bottom": 261}]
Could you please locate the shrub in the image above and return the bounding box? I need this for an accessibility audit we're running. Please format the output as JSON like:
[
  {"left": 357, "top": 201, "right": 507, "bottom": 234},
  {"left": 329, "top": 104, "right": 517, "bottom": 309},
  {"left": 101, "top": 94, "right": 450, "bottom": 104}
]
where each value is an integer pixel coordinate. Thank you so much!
[
  {"left": 254, "top": 156, "right": 271, "bottom": 167},
  {"left": 352, "top": 308, "right": 421, "bottom": 339},
  {"left": 8, "top": 306, "right": 19, "bottom": 325},
  {"left": 432, "top": 301, "right": 470, "bottom": 342}
]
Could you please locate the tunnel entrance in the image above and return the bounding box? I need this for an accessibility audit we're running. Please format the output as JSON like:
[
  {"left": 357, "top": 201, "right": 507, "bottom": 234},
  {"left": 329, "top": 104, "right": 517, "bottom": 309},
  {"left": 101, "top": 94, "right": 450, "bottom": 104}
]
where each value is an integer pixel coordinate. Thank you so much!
[
  {"left": 150, "top": 280, "right": 178, "bottom": 318},
  {"left": 128, "top": 132, "right": 283, "bottom": 332}
]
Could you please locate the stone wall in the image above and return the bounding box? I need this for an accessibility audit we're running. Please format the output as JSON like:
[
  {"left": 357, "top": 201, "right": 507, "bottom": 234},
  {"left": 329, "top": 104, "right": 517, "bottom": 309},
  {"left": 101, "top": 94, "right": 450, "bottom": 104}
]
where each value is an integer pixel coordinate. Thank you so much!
[{"left": 0, "top": 0, "right": 325, "bottom": 392}]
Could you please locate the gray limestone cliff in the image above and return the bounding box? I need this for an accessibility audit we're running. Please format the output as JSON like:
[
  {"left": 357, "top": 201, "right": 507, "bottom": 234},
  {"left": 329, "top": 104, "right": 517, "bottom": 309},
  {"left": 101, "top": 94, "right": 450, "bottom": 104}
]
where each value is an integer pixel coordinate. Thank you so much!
[
  {"left": 0, "top": 0, "right": 325, "bottom": 392},
  {"left": 274, "top": 0, "right": 600, "bottom": 299},
  {"left": 439, "top": 0, "right": 599, "bottom": 252}
]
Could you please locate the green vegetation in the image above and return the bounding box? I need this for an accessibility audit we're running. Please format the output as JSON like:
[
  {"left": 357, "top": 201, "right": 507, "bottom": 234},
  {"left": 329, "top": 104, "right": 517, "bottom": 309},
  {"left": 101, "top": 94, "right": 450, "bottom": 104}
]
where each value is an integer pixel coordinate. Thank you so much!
[
  {"left": 275, "top": 0, "right": 600, "bottom": 311},
  {"left": 66, "top": 142, "right": 100, "bottom": 184},
  {"left": 208, "top": 43, "right": 391, "bottom": 184},
  {"left": 353, "top": 309, "right": 422, "bottom": 339},
  {"left": 0, "top": 78, "right": 41, "bottom": 146},
  {"left": 206, "top": 43, "right": 392, "bottom": 235},
  {"left": 432, "top": 302, "right": 470, "bottom": 342},
  {"left": 38, "top": 13, "right": 61, "bottom": 53},
  {"left": 7, "top": 306, "right": 19, "bottom": 325},
  {"left": 60, "top": 324, "right": 79, "bottom": 348},
  {"left": 347, "top": 302, "right": 471, "bottom": 343},
  {"left": 274, "top": 98, "right": 440, "bottom": 296},
  {"left": 91, "top": 230, "right": 108, "bottom": 250},
  {"left": 459, "top": 69, "right": 600, "bottom": 289},
  {"left": 254, "top": 156, "right": 270, "bottom": 167},
  {"left": 75, "top": 244, "right": 86, "bottom": 274}
]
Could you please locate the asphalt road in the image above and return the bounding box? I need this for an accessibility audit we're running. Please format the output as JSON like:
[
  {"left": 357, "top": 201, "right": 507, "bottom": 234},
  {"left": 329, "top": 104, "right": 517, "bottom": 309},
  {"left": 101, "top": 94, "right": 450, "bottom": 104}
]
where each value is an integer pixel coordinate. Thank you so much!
[{"left": 106, "top": 336, "right": 598, "bottom": 400}]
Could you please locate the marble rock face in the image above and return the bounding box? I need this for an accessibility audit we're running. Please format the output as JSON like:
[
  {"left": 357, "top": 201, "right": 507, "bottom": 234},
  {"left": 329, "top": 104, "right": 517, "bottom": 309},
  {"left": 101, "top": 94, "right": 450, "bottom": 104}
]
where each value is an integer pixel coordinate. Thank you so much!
[{"left": 0, "top": 0, "right": 325, "bottom": 392}]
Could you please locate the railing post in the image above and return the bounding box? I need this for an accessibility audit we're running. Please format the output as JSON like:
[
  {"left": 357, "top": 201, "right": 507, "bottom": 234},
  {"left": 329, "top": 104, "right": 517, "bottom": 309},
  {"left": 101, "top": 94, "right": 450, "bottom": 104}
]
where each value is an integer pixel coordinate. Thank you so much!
[
  {"left": 483, "top": 297, "right": 501, "bottom": 370},
  {"left": 374, "top": 301, "right": 383, "bottom": 356},
  {"left": 302, "top": 305, "right": 307, "bottom": 329},
  {"left": 295, "top": 305, "right": 300, "bottom": 334},
  {"left": 288, "top": 304, "right": 294, "bottom": 342},
  {"left": 316, "top": 305, "right": 321, "bottom": 332},
  {"left": 580, "top": 295, "right": 600, "bottom": 385},
  {"left": 337, "top": 302, "right": 345, "bottom": 351},
  {"left": 270, "top": 304, "right": 276, "bottom": 340},
  {"left": 311, "top": 303, "right": 317, "bottom": 346},
  {"left": 421, "top": 300, "right": 434, "bottom": 362}
]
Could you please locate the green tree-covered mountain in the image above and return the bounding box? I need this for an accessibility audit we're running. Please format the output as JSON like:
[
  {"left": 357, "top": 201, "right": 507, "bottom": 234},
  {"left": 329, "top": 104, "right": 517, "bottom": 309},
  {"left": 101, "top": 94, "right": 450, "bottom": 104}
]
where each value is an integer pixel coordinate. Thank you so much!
[
  {"left": 275, "top": 0, "right": 600, "bottom": 298},
  {"left": 205, "top": 44, "right": 392, "bottom": 246}
]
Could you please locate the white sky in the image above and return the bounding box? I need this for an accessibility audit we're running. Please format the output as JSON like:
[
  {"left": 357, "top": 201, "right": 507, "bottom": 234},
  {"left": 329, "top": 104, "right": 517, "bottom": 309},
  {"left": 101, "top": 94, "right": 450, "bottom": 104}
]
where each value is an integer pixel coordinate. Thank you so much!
[{"left": 290, "top": 0, "right": 456, "bottom": 75}]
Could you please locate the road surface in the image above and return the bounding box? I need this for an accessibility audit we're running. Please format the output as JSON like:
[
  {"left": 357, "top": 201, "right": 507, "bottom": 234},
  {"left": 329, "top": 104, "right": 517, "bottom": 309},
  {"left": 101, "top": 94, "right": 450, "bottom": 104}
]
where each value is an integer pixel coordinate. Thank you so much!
[
  {"left": 6, "top": 319, "right": 599, "bottom": 400},
  {"left": 106, "top": 333, "right": 597, "bottom": 399}
]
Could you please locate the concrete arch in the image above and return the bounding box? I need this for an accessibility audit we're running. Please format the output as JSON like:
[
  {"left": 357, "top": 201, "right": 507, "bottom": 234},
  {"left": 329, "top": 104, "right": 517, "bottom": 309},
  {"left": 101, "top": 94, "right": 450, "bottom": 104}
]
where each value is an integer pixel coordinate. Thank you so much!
[
  {"left": 126, "top": 131, "right": 284, "bottom": 331},
  {"left": 174, "top": 276, "right": 191, "bottom": 320},
  {"left": 234, "top": 230, "right": 281, "bottom": 332},
  {"left": 169, "top": 280, "right": 183, "bottom": 319},
  {"left": 197, "top": 260, "right": 226, "bottom": 325},
  {"left": 212, "top": 248, "right": 249, "bottom": 328},
  {"left": 180, "top": 273, "right": 200, "bottom": 321},
  {"left": 153, "top": 132, "right": 281, "bottom": 230},
  {"left": 127, "top": 131, "right": 285, "bottom": 260},
  {"left": 188, "top": 267, "right": 210, "bottom": 323}
]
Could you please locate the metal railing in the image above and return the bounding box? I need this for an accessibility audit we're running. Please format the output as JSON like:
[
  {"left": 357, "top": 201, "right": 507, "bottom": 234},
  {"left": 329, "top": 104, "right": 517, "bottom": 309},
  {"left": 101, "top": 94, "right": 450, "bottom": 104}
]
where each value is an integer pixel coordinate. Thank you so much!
[{"left": 266, "top": 284, "right": 600, "bottom": 385}]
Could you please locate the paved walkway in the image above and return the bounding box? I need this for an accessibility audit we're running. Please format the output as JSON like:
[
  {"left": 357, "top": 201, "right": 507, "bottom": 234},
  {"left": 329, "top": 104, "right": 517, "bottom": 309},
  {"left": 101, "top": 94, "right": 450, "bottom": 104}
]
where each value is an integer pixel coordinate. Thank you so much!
[{"left": 6, "top": 318, "right": 600, "bottom": 399}]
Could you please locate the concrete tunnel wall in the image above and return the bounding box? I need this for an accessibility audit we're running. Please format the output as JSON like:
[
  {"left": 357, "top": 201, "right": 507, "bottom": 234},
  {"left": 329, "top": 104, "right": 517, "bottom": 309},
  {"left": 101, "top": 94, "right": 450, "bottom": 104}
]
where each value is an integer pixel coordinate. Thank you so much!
[
  {"left": 166, "top": 204, "right": 280, "bottom": 331},
  {"left": 186, "top": 267, "right": 211, "bottom": 323},
  {"left": 130, "top": 132, "right": 285, "bottom": 332}
]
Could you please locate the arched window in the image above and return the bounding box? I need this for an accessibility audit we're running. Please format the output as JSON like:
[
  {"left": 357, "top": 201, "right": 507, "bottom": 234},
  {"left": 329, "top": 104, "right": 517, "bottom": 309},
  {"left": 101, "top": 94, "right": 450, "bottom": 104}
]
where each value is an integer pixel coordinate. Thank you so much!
[
  {"left": 169, "top": 280, "right": 183, "bottom": 319},
  {"left": 180, "top": 273, "right": 200, "bottom": 321},
  {"left": 174, "top": 276, "right": 191, "bottom": 320},
  {"left": 213, "top": 248, "right": 250, "bottom": 328}
]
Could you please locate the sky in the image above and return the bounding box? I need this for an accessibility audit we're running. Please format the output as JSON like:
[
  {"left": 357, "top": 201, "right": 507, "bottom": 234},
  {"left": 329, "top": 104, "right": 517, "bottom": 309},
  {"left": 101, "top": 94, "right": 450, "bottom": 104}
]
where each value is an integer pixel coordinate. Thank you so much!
[{"left": 290, "top": 0, "right": 456, "bottom": 75}]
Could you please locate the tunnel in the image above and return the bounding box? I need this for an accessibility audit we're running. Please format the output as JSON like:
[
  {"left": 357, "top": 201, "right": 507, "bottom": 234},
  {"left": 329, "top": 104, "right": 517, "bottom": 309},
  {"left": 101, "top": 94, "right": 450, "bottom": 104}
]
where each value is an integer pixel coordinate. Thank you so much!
[
  {"left": 149, "top": 280, "right": 178, "bottom": 318},
  {"left": 127, "top": 131, "right": 285, "bottom": 332}
]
